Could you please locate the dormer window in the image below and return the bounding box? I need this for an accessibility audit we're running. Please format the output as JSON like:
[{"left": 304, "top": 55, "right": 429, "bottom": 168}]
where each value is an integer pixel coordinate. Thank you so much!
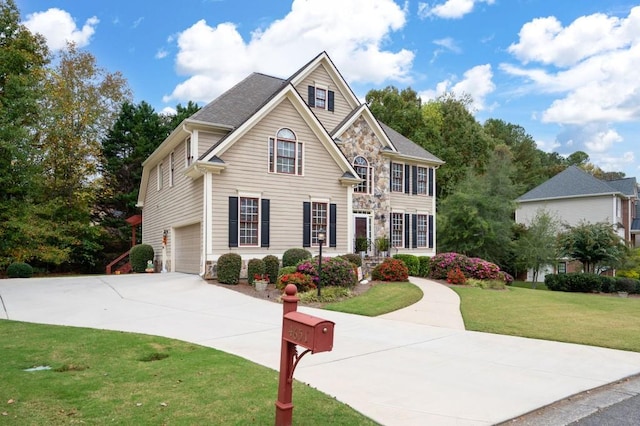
[
  {"left": 269, "top": 128, "right": 303, "bottom": 175},
  {"left": 307, "top": 85, "right": 334, "bottom": 112}
]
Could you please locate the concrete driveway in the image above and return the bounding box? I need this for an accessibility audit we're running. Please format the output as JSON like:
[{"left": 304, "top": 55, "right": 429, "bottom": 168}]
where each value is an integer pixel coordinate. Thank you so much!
[{"left": 2, "top": 273, "right": 640, "bottom": 425}]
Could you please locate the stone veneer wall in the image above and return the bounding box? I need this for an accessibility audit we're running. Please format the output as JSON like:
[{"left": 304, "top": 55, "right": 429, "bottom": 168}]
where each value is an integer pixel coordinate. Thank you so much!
[{"left": 337, "top": 116, "right": 390, "bottom": 240}]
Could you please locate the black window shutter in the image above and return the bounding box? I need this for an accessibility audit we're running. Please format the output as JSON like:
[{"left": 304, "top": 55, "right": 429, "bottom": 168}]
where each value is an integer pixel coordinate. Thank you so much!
[
  {"left": 261, "top": 199, "right": 270, "bottom": 247},
  {"left": 390, "top": 212, "right": 394, "bottom": 246},
  {"left": 329, "top": 204, "right": 337, "bottom": 247},
  {"left": 428, "top": 215, "right": 434, "bottom": 248},
  {"left": 404, "top": 213, "right": 410, "bottom": 248},
  {"left": 404, "top": 164, "right": 410, "bottom": 194},
  {"left": 228, "top": 197, "right": 238, "bottom": 248},
  {"left": 412, "top": 166, "right": 418, "bottom": 195},
  {"left": 303, "top": 202, "right": 311, "bottom": 247},
  {"left": 428, "top": 168, "right": 434, "bottom": 196},
  {"left": 328, "top": 90, "right": 335, "bottom": 112},
  {"left": 412, "top": 214, "right": 417, "bottom": 248},
  {"left": 390, "top": 162, "right": 394, "bottom": 187},
  {"left": 308, "top": 86, "right": 315, "bottom": 108}
]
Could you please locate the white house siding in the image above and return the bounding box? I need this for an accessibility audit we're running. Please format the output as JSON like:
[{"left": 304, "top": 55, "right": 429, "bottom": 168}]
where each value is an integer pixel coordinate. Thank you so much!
[
  {"left": 207, "top": 98, "right": 350, "bottom": 266},
  {"left": 516, "top": 195, "right": 615, "bottom": 227},
  {"left": 294, "top": 64, "right": 353, "bottom": 132},
  {"left": 141, "top": 140, "right": 204, "bottom": 272}
]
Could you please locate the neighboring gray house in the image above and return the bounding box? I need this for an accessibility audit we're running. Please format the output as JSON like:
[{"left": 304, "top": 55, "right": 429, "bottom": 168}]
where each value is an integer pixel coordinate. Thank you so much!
[
  {"left": 516, "top": 166, "right": 640, "bottom": 278},
  {"left": 136, "top": 52, "right": 443, "bottom": 276}
]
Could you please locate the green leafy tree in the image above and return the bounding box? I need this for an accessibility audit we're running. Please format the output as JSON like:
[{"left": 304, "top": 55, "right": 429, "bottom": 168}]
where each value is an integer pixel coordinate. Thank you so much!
[
  {"left": 438, "top": 145, "right": 518, "bottom": 267},
  {"left": 557, "top": 221, "right": 629, "bottom": 274},
  {"left": 515, "top": 209, "right": 562, "bottom": 285}
]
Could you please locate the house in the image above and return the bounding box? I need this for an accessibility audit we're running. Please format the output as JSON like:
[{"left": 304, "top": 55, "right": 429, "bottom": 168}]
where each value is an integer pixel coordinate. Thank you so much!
[
  {"left": 136, "top": 52, "right": 443, "bottom": 276},
  {"left": 515, "top": 165, "right": 640, "bottom": 277}
]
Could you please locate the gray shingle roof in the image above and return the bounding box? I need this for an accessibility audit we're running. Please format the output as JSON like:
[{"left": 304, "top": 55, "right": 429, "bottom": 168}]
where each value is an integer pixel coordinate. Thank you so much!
[
  {"left": 517, "top": 166, "right": 624, "bottom": 202},
  {"left": 606, "top": 177, "right": 637, "bottom": 197},
  {"left": 189, "top": 73, "right": 286, "bottom": 128},
  {"left": 379, "top": 122, "right": 443, "bottom": 163}
]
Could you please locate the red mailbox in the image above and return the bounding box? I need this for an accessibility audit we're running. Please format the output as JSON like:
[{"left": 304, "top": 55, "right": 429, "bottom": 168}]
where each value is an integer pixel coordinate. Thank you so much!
[{"left": 283, "top": 311, "right": 334, "bottom": 353}]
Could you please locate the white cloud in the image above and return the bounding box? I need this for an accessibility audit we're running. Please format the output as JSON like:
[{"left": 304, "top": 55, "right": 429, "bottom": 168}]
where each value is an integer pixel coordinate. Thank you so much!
[
  {"left": 433, "top": 37, "right": 461, "bottom": 53},
  {"left": 163, "top": 0, "right": 412, "bottom": 103},
  {"left": 591, "top": 151, "right": 635, "bottom": 174},
  {"left": 418, "top": 0, "right": 495, "bottom": 20},
  {"left": 155, "top": 48, "right": 169, "bottom": 59},
  {"left": 584, "top": 128, "right": 623, "bottom": 153},
  {"left": 534, "top": 138, "right": 561, "bottom": 153},
  {"left": 23, "top": 8, "right": 99, "bottom": 51},
  {"left": 418, "top": 64, "right": 495, "bottom": 112},
  {"left": 502, "top": 6, "right": 640, "bottom": 125}
]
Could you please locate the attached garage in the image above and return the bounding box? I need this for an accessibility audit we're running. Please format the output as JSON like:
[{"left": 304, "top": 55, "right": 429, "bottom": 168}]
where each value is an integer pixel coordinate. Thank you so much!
[{"left": 174, "top": 223, "right": 201, "bottom": 274}]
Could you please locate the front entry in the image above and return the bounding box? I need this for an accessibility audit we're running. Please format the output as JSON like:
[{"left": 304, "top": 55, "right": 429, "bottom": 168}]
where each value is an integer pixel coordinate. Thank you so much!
[{"left": 354, "top": 213, "right": 372, "bottom": 254}]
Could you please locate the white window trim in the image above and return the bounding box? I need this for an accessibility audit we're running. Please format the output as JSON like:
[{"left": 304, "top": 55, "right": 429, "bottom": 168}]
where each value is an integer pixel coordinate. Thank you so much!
[
  {"left": 391, "top": 162, "right": 404, "bottom": 193},
  {"left": 157, "top": 162, "right": 163, "bottom": 191},
  {"left": 416, "top": 213, "right": 429, "bottom": 248},
  {"left": 185, "top": 136, "right": 193, "bottom": 167},
  {"left": 238, "top": 195, "right": 261, "bottom": 247},
  {"left": 354, "top": 156, "right": 373, "bottom": 194},
  {"left": 391, "top": 211, "right": 404, "bottom": 248},
  {"left": 314, "top": 83, "right": 329, "bottom": 110},
  {"left": 417, "top": 166, "right": 428, "bottom": 196},
  {"left": 310, "top": 199, "right": 329, "bottom": 247},
  {"left": 268, "top": 129, "right": 304, "bottom": 176}
]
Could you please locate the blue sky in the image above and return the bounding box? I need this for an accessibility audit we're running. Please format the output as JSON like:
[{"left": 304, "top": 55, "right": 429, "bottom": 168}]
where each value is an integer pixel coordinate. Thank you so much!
[{"left": 18, "top": 0, "right": 640, "bottom": 178}]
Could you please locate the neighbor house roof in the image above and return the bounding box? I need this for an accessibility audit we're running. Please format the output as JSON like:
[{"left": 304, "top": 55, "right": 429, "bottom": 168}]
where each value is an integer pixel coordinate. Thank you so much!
[{"left": 517, "top": 166, "right": 624, "bottom": 202}]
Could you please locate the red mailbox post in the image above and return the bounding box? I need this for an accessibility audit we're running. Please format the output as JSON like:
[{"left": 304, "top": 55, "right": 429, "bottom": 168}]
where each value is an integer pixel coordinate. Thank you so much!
[{"left": 275, "top": 284, "right": 334, "bottom": 426}]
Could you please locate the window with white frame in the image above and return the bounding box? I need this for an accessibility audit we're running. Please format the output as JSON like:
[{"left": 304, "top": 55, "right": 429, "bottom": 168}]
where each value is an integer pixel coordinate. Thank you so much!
[
  {"left": 185, "top": 136, "right": 193, "bottom": 166},
  {"left": 391, "top": 163, "right": 403, "bottom": 192},
  {"left": 315, "top": 87, "right": 327, "bottom": 109},
  {"left": 169, "top": 152, "right": 175, "bottom": 187},
  {"left": 417, "top": 166, "right": 427, "bottom": 195},
  {"left": 391, "top": 212, "right": 403, "bottom": 247},
  {"left": 416, "top": 214, "right": 428, "bottom": 247},
  {"left": 269, "top": 128, "right": 303, "bottom": 175},
  {"left": 157, "top": 162, "right": 164, "bottom": 190},
  {"left": 557, "top": 262, "right": 567, "bottom": 274},
  {"left": 311, "top": 202, "right": 328, "bottom": 246},
  {"left": 239, "top": 197, "right": 259, "bottom": 246},
  {"left": 354, "top": 156, "right": 372, "bottom": 194}
]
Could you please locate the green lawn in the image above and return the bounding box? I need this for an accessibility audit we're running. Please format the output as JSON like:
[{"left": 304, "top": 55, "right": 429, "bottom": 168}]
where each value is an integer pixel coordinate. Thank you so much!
[
  {"left": 323, "top": 282, "right": 423, "bottom": 316},
  {"left": 0, "top": 320, "right": 378, "bottom": 425},
  {"left": 453, "top": 286, "right": 640, "bottom": 352},
  {"left": 511, "top": 280, "right": 549, "bottom": 290}
]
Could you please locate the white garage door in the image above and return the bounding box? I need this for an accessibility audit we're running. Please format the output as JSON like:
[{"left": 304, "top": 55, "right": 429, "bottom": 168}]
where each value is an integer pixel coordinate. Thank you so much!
[{"left": 174, "top": 223, "right": 201, "bottom": 274}]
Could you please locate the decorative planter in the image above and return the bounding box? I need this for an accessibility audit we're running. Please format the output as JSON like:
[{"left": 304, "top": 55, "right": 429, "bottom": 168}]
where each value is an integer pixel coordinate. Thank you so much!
[{"left": 255, "top": 280, "right": 268, "bottom": 292}]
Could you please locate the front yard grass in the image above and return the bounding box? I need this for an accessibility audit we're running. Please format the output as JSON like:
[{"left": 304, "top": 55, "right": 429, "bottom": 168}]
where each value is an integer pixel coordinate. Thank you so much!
[
  {"left": 0, "top": 320, "right": 377, "bottom": 425},
  {"left": 323, "top": 282, "right": 423, "bottom": 316},
  {"left": 453, "top": 286, "right": 640, "bottom": 352}
]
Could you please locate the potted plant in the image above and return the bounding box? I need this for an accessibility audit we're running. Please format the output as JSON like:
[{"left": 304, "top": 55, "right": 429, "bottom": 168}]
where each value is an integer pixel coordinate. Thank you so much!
[
  {"left": 375, "top": 236, "right": 390, "bottom": 257},
  {"left": 254, "top": 274, "right": 269, "bottom": 291},
  {"left": 355, "top": 236, "right": 370, "bottom": 258}
]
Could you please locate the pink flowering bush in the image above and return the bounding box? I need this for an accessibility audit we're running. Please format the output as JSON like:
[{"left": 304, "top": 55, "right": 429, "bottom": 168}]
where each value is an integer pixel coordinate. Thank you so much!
[
  {"left": 429, "top": 252, "right": 473, "bottom": 279},
  {"left": 467, "top": 258, "right": 501, "bottom": 280}
]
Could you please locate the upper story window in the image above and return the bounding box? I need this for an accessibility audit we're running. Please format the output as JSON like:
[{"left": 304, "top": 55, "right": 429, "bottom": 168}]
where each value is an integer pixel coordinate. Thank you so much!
[
  {"left": 416, "top": 166, "right": 427, "bottom": 195},
  {"left": 307, "top": 85, "right": 335, "bottom": 112},
  {"left": 185, "top": 136, "right": 193, "bottom": 167},
  {"left": 269, "top": 128, "right": 303, "bottom": 175},
  {"left": 169, "top": 152, "right": 175, "bottom": 187},
  {"left": 157, "top": 162, "right": 164, "bottom": 191},
  {"left": 391, "top": 163, "right": 403, "bottom": 192},
  {"left": 354, "top": 156, "right": 372, "bottom": 194}
]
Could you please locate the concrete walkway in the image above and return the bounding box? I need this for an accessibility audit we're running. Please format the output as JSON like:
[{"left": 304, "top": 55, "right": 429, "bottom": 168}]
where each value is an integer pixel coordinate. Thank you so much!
[{"left": 2, "top": 273, "right": 640, "bottom": 425}]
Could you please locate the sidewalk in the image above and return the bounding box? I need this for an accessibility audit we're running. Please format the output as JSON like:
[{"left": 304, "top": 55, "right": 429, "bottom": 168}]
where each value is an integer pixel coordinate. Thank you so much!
[{"left": 2, "top": 273, "right": 640, "bottom": 425}]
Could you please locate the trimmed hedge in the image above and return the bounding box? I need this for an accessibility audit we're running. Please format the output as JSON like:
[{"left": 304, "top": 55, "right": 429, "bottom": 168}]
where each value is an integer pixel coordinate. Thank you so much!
[
  {"left": 282, "top": 248, "right": 311, "bottom": 267},
  {"left": 7, "top": 262, "right": 33, "bottom": 278},
  {"left": 418, "top": 256, "right": 431, "bottom": 278},
  {"left": 217, "top": 253, "right": 242, "bottom": 285},
  {"left": 393, "top": 254, "right": 419, "bottom": 276},
  {"left": 247, "top": 258, "right": 265, "bottom": 284},
  {"left": 297, "top": 257, "right": 357, "bottom": 288},
  {"left": 545, "top": 273, "right": 603, "bottom": 293},
  {"left": 262, "top": 255, "right": 280, "bottom": 284},
  {"left": 130, "top": 244, "right": 154, "bottom": 273}
]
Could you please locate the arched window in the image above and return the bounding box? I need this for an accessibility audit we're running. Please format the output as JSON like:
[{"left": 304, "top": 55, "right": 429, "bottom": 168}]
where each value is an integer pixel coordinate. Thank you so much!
[
  {"left": 268, "top": 128, "right": 303, "bottom": 175},
  {"left": 353, "top": 156, "right": 372, "bottom": 194}
]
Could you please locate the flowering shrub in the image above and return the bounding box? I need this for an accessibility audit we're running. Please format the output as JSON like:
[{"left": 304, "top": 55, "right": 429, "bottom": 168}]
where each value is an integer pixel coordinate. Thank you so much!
[
  {"left": 447, "top": 267, "right": 466, "bottom": 285},
  {"left": 277, "top": 272, "right": 315, "bottom": 292},
  {"left": 498, "top": 271, "right": 514, "bottom": 285},
  {"left": 429, "top": 252, "right": 473, "bottom": 279},
  {"left": 296, "top": 257, "right": 356, "bottom": 288},
  {"left": 372, "top": 258, "right": 409, "bottom": 281},
  {"left": 467, "top": 258, "right": 500, "bottom": 280},
  {"left": 253, "top": 273, "right": 269, "bottom": 282}
]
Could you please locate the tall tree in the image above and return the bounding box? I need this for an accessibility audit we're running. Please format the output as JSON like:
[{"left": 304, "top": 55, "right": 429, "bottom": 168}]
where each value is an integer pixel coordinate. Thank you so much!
[
  {"left": 557, "top": 221, "right": 628, "bottom": 274},
  {"left": 34, "top": 43, "right": 131, "bottom": 271},
  {"left": 437, "top": 145, "right": 518, "bottom": 267},
  {"left": 0, "top": 0, "right": 50, "bottom": 268},
  {"left": 365, "top": 86, "right": 426, "bottom": 144}
]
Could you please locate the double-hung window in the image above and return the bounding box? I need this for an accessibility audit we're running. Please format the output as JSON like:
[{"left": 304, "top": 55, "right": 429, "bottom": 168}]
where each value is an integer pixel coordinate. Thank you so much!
[
  {"left": 239, "top": 197, "right": 259, "bottom": 246},
  {"left": 391, "top": 163, "right": 403, "bottom": 192},
  {"left": 416, "top": 167, "right": 427, "bottom": 195},
  {"left": 354, "top": 156, "right": 372, "bottom": 194},
  {"left": 311, "top": 202, "right": 328, "bottom": 246},
  {"left": 391, "top": 212, "right": 403, "bottom": 247},
  {"left": 416, "top": 214, "right": 428, "bottom": 247},
  {"left": 269, "top": 128, "right": 303, "bottom": 175}
]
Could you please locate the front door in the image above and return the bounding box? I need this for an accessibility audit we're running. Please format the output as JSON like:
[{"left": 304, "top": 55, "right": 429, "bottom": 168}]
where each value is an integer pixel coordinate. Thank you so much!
[{"left": 354, "top": 214, "right": 371, "bottom": 254}]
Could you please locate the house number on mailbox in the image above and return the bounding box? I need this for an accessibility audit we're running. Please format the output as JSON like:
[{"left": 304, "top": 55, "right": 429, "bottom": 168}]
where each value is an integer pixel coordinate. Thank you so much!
[{"left": 288, "top": 326, "right": 308, "bottom": 344}]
